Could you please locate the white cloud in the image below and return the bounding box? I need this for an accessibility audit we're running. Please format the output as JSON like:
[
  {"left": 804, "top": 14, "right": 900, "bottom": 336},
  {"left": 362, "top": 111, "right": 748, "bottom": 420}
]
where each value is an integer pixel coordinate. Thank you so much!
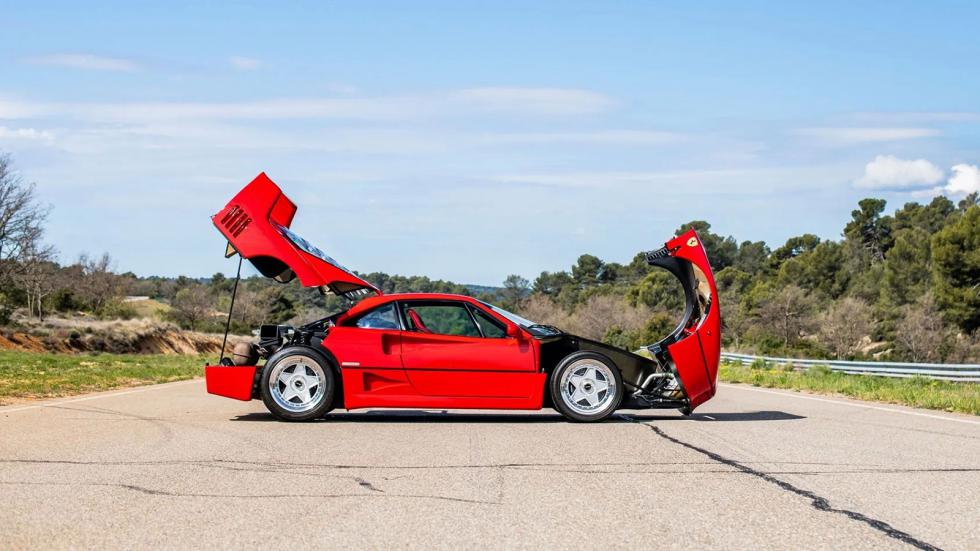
[
  {"left": 855, "top": 155, "right": 944, "bottom": 189},
  {"left": 0, "top": 126, "right": 54, "bottom": 142},
  {"left": 796, "top": 127, "right": 940, "bottom": 145},
  {"left": 478, "top": 130, "right": 683, "bottom": 146},
  {"left": 26, "top": 53, "right": 139, "bottom": 72},
  {"left": 229, "top": 56, "right": 261, "bottom": 70},
  {"left": 945, "top": 164, "right": 980, "bottom": 194},
  {"left": 0, "top": 87, "right": 615, "bottom": 124},
  {"left": 453, "top": 87, "right": 613, "bottom": 115}
]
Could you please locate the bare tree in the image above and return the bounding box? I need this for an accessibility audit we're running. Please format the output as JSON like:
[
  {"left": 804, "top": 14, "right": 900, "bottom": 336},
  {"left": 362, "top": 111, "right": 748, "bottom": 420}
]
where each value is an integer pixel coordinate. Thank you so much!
[
  {"left": 171, "top": 285, "right": 215, "bottom": 330},
  {"left": 0, "top": 154, "right": 51, "bottom": 287},
  {"left": 818, "top": 297, "right": 872, "bottom": 359},
  {"left": 77, "top": 253, "right": 122, "bottom": 313},
  {"left": 758, "top": 285, "right": 817, "bottom": 348},
  {"left": 570, "top": 294, "right": 651, "bottom": 341},
  {"left": 720, "top": 293, "right": 752, "bottom": 351},
  {"left": 895, "top": 294, "right": 947, "bottom": 362},
  {"left": 11, "top": 242, "right": 58, "bottom": 319},
  {"left": 518, "top": 294, "right": 572, "bottom": 330}
]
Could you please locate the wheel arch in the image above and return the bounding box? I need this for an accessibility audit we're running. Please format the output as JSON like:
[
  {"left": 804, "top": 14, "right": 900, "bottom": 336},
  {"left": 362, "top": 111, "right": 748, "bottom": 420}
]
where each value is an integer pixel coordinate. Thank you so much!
[{"left": 269, "top": 343, "right": 344, "bottom": 410}]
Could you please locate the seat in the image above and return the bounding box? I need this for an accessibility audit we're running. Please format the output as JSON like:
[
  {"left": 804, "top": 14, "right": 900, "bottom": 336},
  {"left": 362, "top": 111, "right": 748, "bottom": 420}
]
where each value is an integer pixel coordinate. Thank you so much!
[{"left": 407, "top": 309, "right": 433, "bottom": 334}]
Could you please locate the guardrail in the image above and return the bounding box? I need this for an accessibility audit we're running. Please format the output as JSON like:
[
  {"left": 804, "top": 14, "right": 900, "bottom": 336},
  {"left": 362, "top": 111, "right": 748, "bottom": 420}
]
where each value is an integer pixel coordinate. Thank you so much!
[{"left": 720, "top": 352, "right": 980, "bottom": 382}]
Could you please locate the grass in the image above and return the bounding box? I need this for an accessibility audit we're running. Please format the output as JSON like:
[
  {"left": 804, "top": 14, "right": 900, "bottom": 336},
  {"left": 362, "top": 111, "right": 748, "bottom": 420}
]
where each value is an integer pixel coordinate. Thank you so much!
[
  {"left": 0, "top": 350, "right": 206, "bottom": 405},
  {"left": 719, "top": 361, "right": 980, "bottom": 416}
]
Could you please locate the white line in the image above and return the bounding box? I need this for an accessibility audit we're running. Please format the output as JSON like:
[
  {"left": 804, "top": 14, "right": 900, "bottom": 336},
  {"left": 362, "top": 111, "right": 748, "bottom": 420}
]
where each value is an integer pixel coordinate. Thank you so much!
[
  {"left": 719, "top": 383, "right": 980, "bottom": 426},
  {"left": 0, "top": 379, "right": 202, "bottom": 415}
]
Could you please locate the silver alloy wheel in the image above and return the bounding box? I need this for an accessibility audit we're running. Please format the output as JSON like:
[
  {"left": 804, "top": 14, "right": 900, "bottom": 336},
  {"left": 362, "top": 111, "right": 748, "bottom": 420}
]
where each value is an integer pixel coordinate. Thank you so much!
[
  {"left": 268, "top": 355, "right": 326, "bottom": 414},
  {"left": 559, "top": 358, "right": 617, "bottom": 415}
]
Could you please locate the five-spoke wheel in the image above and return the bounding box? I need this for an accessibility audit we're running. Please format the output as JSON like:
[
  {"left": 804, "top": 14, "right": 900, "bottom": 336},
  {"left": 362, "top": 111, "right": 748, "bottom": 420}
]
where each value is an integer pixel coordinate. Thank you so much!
[
  {"left": 550, "top": 352, "right": 623, "bottom": 422},
  {"left": 261, "top": 347, "right": 335, "bottom": 421}
]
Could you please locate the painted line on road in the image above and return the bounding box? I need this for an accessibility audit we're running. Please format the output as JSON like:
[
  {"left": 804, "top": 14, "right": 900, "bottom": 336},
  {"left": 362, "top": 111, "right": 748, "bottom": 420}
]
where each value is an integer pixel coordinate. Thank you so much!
[
  {"left": 0, "top": 379, "right": 202, "bottom": 415},
  {"left": 719, "top": 383, "right": 980, "bottom": 426}
]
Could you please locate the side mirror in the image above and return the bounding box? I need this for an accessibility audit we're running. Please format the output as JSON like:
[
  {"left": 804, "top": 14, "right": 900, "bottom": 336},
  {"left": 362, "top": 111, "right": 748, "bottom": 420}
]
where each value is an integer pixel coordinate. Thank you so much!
[{"left": 506, "top": 324, "right": 521, "bottom": 338}]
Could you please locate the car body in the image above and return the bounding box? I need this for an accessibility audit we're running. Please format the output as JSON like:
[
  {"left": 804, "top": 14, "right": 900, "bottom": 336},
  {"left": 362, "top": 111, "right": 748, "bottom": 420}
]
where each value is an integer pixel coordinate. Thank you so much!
[{"left": 205, "top": 173, "right": 721, "bottom": 422}]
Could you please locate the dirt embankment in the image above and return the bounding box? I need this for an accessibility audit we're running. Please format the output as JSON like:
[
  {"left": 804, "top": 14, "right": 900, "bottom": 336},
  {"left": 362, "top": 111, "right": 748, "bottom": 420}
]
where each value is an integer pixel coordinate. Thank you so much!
[{"left": 0, "top": 317, "right": 251, "bottom": 355}]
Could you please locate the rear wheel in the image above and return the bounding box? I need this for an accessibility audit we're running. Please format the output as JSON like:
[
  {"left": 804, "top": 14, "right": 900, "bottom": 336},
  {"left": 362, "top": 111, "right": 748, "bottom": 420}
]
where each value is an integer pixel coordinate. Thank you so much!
[
  {"left": 550, "top": 352, "right": 623, "bottom": 422},
  {"left": 261, "top": 347, "right": 335, "bottom": 422}
]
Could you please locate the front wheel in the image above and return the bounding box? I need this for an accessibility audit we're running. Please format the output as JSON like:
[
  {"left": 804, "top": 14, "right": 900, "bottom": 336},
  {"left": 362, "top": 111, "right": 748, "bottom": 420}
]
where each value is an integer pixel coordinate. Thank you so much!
[
  {"left": 550, "top": 352, "right": 623, "bottom": 422},
  {"left": 261, "top": 347, "right": 335, "bottom": 422}
]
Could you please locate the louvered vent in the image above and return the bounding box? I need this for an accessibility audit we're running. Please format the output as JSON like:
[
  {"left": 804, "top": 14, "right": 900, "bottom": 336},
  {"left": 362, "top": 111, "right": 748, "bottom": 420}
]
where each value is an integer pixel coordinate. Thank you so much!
[{"left": 220, "top": 205, "right": 252, "bottom": 237}]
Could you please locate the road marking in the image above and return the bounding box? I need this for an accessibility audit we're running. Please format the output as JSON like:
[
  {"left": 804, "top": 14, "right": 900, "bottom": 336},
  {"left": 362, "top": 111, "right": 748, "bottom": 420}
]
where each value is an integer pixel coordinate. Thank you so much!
[
  {"left": 719, "top": 383, "right": 980, "bottom": 426},
  {"left": 0, "top": 379, "right": 202, "bottom": 415}
]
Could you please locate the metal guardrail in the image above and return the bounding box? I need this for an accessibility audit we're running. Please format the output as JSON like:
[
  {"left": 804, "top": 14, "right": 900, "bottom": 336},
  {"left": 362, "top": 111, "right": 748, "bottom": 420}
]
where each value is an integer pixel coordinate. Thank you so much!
[{"left": 720, "top": 352, "right": 980, "bottom": 382}]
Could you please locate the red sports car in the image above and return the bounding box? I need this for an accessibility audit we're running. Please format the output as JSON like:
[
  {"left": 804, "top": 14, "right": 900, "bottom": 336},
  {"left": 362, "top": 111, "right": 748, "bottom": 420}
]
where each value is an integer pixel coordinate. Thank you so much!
[{"left": 205, "top": 174, "right": 720, "bottom": 422}]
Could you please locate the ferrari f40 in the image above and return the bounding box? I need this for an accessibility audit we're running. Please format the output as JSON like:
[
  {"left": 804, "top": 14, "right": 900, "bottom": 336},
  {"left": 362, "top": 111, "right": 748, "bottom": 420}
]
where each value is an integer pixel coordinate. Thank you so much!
[{"left": 205, "top": 174, "right": 720, "bottom": 422}]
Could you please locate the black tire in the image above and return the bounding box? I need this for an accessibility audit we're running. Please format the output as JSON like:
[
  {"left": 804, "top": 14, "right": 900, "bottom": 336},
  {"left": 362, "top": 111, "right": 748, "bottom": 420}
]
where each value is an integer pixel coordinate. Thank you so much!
[
  {"left": 260, "top": 346, "right": 336, "bottom": 422},
  {"left": 678, "top": 406, "right": 693, "bottom": 416},
  {"left": 550, "top": 352, "right": 623, "bottom": 423}
]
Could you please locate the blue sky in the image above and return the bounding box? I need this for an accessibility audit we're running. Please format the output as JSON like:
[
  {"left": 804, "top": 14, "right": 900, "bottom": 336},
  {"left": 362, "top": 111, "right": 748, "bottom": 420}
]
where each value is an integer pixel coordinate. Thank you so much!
[{"left": 2, "top": 1, "right": 979, "bottom": 285}]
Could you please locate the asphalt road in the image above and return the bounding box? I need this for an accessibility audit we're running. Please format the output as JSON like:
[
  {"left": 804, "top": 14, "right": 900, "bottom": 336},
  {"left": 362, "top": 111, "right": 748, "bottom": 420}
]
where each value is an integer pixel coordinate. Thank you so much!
[{"left": 1, "top": 381, "right": 978, "bottom": 550}]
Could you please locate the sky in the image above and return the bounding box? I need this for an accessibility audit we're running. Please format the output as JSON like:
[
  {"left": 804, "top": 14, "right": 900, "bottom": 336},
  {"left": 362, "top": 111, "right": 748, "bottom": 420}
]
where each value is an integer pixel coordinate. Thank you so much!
[{"left": 1, "top": 1, "right": 979, "bottom": 285}]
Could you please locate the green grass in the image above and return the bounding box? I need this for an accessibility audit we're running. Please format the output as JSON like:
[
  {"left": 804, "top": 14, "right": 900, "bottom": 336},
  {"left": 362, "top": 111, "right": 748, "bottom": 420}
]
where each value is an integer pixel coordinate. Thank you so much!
[
  {"left": 719, "top": 361, "right": 980, "bottom": 416},
  {"left": 0, "top": 351, "right": 206, "bottom": 405}
]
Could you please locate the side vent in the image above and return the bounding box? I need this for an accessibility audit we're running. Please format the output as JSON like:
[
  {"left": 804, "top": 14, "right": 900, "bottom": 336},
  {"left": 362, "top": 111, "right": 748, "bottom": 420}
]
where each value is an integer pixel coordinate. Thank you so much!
[{"left": 220, "top": 205, "right": 252, "bottom": 237}]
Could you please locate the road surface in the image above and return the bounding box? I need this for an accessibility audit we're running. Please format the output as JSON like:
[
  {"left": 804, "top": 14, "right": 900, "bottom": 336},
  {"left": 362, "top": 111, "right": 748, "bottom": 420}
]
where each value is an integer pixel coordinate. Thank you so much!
[{"left": 1, "top": 380, "right": 978, "bottom": 550}]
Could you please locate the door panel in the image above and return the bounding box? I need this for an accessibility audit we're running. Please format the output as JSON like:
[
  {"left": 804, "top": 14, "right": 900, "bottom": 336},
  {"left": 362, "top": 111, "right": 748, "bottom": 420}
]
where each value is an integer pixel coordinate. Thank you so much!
[
  {"left": 401, "top": 332, "right": 536, "bottom": 397},
  {"left": 400, "top": 333, "right": 534, "bottom": 371},
  {"left": 323, "top": 327, "right": 415, "bottom": 409}
]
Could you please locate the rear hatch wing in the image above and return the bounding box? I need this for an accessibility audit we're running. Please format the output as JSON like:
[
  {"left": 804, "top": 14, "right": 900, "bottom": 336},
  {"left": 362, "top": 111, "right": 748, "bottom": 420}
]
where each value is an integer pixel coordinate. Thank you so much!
[{"left": 213, "top": 173, "right": 379, "bottom": 299}]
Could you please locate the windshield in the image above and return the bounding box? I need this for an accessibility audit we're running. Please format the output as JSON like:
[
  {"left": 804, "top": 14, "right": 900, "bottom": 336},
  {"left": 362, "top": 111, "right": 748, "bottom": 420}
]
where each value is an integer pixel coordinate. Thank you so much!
[{"left": 481, "top": 301, "right": 562, "bottom": 337}]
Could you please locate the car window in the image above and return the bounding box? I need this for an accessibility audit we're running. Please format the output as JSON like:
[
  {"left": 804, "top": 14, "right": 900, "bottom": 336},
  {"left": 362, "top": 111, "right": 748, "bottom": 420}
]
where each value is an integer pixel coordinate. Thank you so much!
[
  {"left": 472, "top": 308, "right": 507, "bottom": 338},
  {"left": 355, "top": 303, "right": 400, "bottom": 330},
  {"left": 402, "top": 303, "right": 481, "bottom": 337}
]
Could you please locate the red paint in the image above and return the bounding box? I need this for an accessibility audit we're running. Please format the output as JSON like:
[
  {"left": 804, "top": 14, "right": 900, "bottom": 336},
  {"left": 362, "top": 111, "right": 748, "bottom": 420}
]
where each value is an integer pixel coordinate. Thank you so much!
[
  {"left": 206, "top": 175, "right": 722, "bottom": 415},
  {"left": 663, "top": 229, "right": 721, "bottom": 408},
  {"left": 205, "top": 365, "right": 257, "bottom": 401},
  {"left": 211, "top": 173, "right": 378, "bottom": 295}
]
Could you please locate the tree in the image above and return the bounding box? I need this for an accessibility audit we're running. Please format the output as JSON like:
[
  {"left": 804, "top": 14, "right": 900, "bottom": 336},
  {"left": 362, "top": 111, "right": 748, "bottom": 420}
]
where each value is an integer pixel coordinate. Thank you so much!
[
  {"left": 0, "top": 154, "right": 50, "bottom": 289},
  {"left": 571, "top": 255, "right": 605, "bottom": 287},
  {"left": 77, "top": 253, "right": 122, "bottom": 313},
  {"left": 674, "top": 220, "right": 737, "bottom": 270},
  {"left": 532, "top": 270, "right": 572, "bottom": 297},
  {"left": 500, "top": 274, "right": 530, "bottom": 310},
  {"left": 757, "top": 285, "right": 817, "bottom": 348},
  {"left": 881, "top": 228, "right": 931, "bottom": 307},
  {"left": 930, "top": 206, "right": 980, "bottom": 332},
  {"left": 894, "top": 294, "right": 948, "bottom": 362},
  {"left": 844, "top": 198, "right": 893, "bottom": 264},
  {"left": 720, "top": 292, "right": 753, "bottom": 351},
  {"left": 170, "top": 285, "right": 215, "bottom": 329},
  {"left": 768, "top": 234, "right": 821, "bottom": 271},
  {"left": 12, "top": 242, "right": 58, "bottom": 319},
  {"left": 818, "top": 297, "right": 872, "bottom": 359},
  {"left": 734, "top": 240, "right": 769, "bottom": 275}
]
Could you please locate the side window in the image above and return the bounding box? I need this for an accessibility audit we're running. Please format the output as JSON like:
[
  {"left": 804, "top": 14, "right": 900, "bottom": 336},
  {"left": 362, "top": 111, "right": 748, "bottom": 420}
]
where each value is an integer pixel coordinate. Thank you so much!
[
  {"left": 402, "top": 303, "right": 481, "bottom": 337},
  {"left": 355, "top": 303, "right": 400, "bottom": 330},
  {"left": 472, "top": 308, "right": 507, "bottom": 338}
]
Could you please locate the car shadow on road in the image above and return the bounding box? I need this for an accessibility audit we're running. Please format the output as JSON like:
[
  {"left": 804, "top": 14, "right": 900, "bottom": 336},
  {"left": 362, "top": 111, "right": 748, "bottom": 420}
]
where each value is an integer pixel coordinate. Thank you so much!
[
  {"left": 629, "top": 411, "right": 806, "bottom": 422},
  {"left": 231, "top": 410, "right": 805, "bottom": 423}
]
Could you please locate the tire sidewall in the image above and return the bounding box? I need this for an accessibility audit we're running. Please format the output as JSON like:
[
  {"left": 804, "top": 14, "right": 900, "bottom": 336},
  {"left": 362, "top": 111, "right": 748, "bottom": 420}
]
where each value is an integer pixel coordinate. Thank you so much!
[
  {"left": 550, "top": 351, "right": 623, "bottom": 422},
  {"left": 261, "top": 346, "right": 336, "bottom": 421}
]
